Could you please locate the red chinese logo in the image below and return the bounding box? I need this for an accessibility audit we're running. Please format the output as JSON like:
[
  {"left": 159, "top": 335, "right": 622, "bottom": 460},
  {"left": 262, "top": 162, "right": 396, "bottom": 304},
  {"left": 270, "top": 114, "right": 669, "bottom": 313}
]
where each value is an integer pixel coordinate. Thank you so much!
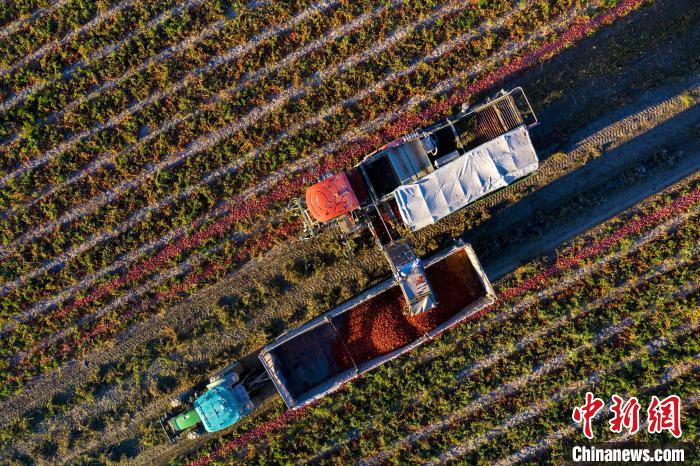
[
  {"left": 608, "top": 395, "right": 641, "bottom": 435},
  {"left": 572, "top": 392, "right": 605, "bottom": 439},
  {"left": 573, "top": 393, "right": 683, "bottom": 439},
  {"left": 647, "top": 395, "right": 682, "bottom": 438}
]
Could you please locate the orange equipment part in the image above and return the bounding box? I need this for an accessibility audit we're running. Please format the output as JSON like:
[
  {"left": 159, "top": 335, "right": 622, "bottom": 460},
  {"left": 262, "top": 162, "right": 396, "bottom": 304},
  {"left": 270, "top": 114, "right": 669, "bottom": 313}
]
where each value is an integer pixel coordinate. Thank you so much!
[{"left": 306, "top": 172, "right": 360, "bottom": 223}]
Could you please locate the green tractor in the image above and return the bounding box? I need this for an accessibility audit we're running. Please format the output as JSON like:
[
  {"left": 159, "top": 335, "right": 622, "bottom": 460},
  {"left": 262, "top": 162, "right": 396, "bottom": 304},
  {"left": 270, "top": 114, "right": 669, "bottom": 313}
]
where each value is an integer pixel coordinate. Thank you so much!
[{"left": 160, "top": 362, "right": 267, "bottom": 442}]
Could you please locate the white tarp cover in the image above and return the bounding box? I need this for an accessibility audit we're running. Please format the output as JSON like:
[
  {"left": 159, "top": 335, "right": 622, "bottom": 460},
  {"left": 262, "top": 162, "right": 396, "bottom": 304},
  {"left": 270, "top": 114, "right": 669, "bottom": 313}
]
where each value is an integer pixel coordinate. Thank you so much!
[{"left": 395, "top": 126, "right": 538, "bottom": 231}]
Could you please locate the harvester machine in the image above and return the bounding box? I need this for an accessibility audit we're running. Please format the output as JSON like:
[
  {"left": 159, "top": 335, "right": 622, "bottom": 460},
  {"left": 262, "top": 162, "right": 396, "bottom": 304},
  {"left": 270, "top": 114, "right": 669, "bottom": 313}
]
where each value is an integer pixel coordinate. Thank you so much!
[{"left": 291, "top": 87, "right": 538, "bottom": 316}]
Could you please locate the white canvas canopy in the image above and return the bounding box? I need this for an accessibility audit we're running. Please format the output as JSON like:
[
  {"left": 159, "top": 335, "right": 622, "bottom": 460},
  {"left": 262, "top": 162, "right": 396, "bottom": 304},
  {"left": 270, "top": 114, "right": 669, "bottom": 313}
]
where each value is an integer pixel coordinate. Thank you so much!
[{"left": 394, "top": 126, "right": 538, "bottom": 231}]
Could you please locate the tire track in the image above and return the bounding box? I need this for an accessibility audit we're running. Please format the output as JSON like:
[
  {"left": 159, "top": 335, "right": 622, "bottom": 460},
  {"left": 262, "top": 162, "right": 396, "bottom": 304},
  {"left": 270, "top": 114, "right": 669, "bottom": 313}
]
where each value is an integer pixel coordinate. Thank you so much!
[
  {"left": 0, "top": 358, "right": 168, "bottom": 463},
  {"left": 0, "top": 0, "right": 208, "bottom": 115},
  {"left": 0, "top": 0, "right": 339, "bottom": 189},
  {"left": 10, "top": 16, "right": 696, "bottom": 396},
  {"left": 0, "top": 0, "right": 531, "bottom": 308},
  {"left": 0, "top": 0, "right": 138, "bottom": 78},
  {"left": 7, "top": 235, "right": 381, "bottom": 465},
  {"left": 460, "top": 79, "right": 700, "bottom": 263},
  {"left": 363, "top": 293, "right": 699, "bottom": 466},
  {"left": 0, "top": 0, "right": 69, "bottom": 41}
]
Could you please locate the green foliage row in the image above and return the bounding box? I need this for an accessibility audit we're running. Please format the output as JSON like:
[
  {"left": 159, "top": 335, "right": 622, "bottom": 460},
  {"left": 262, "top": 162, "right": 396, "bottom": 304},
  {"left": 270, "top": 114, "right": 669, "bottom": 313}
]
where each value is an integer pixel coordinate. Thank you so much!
[
  {"left": 0, "top": 0, "right": 332, "bottom": 167},
  {"left": 0, "top": 0, "right": 590, "bottom": 330}
]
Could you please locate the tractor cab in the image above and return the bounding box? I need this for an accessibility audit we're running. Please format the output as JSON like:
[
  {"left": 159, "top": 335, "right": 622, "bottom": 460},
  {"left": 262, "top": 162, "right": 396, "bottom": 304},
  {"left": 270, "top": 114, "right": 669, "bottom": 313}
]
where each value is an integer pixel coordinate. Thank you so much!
[
  {"left": 193, "top": 377, "right": 254, "bottom": 432},
  {"left": 161, "top": 363, "right": 261, "bottom": 443}
]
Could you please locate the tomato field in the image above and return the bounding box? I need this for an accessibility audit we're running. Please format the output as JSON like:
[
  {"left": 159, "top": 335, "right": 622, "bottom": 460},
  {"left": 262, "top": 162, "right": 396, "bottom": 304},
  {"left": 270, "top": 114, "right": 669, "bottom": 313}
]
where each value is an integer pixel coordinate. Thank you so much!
[{"left": 0, "top": 0, "right": 697, "bottom": 464}]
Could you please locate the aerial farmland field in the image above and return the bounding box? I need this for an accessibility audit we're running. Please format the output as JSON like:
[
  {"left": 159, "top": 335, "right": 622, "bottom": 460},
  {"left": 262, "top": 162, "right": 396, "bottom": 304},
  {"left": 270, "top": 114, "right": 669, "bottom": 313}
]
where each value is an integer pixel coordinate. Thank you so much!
[{"left": 0, "top": 0, "right": 698, "bottom": 464}]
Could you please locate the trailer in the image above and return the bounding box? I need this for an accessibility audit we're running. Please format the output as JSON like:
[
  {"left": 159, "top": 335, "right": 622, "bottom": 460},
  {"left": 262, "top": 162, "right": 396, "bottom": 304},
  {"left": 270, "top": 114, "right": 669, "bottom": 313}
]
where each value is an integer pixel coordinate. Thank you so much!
[{"left": 258, "top": 243, "right": 494, "bottom": 409}]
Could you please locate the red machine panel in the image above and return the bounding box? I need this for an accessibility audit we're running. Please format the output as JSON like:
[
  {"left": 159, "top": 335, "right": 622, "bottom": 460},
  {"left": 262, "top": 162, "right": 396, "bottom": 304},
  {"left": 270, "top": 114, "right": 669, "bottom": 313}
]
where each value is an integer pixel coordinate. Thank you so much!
[{"left": 306, "top": 172, "right": 360, "bottom": 223}]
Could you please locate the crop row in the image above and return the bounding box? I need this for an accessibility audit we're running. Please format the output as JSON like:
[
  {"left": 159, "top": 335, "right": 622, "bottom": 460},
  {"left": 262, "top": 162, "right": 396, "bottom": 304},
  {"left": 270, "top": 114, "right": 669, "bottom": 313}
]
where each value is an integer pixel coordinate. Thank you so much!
[
  {"left": 0, "top": 0, "right": 131, "bottom": 70},
  {"left": 0, "top": 0, "right": 605, "bottom": 324},
  {"left": 411, "top": 331, "right": 698, "bottom": 465},
  {"left": 236, "top": 217, "right": 699, "bottom": 460},
  {"left": 0, "top": 165, "right": 691, "bottom": 460},
  {"left": 0, "top": 0, "right": 219, "bottom": 116},
  {"left": 180, "top": 202, "right": 698, "bottom": 464},
  {"left": 344, "top": 267, "right": 699, "bottom": 464},
  {"left": 0, "top": 0, "right": 382, "bottom": 294},
  {"left": 0, "top": 0, "right": 493, "bottom": 236},
  {"left": 0, "top": 0, "right": 319, "bottom": 170},
  {"left": 0, "top": 0, "right": 68, "bottom": 39},
  {"left": 0, "top": 19, "right": 597, "bottom": 383},
  {"left": 0, "top": 0, "right": 412, "bottom": 266},
  {"left": 0, "top": 0, "right": 459, "bottom": 239},
  {"left": 537, "top": 373, "right": 698, "bottom": 465},
  {"left": 0, "top": 0, "right": 564, "bottom": 332},
  {"left": 0, "top": 0, "right": 216, "bottom": 96},
  {"left": 0, "top": 0, "right": 652, "bottom": 386},
  {"left": 124, "top": 133, "right": 700, "bottom": 389},
  {"left": 0, "top": 0, "right": 347, "bottom": 173}
]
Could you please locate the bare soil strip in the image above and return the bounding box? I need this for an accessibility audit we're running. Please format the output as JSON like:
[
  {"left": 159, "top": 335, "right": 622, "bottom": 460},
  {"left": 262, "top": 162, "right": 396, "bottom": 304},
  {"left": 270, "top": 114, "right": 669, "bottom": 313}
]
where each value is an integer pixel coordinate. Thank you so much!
[
  {"left": 0, "top": 0, "right": 70, "bottom": 42},
  {"left": 0, "top": 0, "right": 138, "bottom": 78},
  {"left": 0, "top": 0, "right": 339, "bottom": 189},
  {"left": 0, "top": 0, "right": 208, "bottom": 114}
]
